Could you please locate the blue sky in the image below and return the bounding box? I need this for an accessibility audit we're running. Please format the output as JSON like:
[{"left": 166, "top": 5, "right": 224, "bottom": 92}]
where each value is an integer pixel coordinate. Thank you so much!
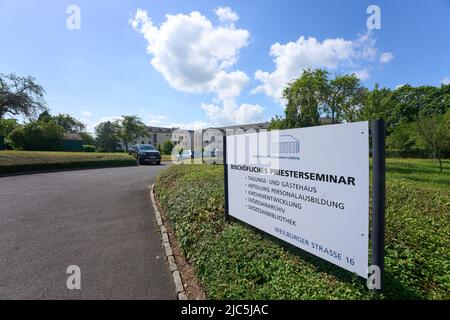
[{"left": 1, "top": 0, "right": 449, "bottom": 131}]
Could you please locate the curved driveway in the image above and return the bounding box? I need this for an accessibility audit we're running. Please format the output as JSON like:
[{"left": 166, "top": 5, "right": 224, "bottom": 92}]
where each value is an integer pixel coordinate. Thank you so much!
[{"left": 0, "top": 165, "right": 175, "bottom": 299}]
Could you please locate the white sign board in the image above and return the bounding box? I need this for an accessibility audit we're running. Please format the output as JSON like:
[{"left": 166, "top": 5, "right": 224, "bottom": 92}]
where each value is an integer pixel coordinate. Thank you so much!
[{"left": 226, "top": 122, "right": 369, "bottom": 278}]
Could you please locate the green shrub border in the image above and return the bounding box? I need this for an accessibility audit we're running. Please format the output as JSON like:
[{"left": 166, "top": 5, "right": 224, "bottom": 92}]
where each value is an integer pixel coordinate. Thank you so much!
[
  {"left": 0, "top": 159, "right": 136, "bottom": 175},
  {"left": 384, "top": 149, "right": 450, "bottom": 159}
]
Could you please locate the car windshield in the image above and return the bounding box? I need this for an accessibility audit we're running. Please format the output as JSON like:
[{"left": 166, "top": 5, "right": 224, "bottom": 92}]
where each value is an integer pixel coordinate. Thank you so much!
[{"left": 140, "top": 145, "right": 155, "bottom": 150}]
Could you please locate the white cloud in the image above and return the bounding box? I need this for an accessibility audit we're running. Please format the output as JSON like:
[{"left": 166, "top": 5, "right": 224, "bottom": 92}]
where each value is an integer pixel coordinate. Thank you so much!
[
  {"left": 80, "top": 118, "right": 95, "bottom": 133},
  {"left": 201, "top": 100, "right": 264, "bottom": 125},
  {"left": 98, "top": 115, "right": 122, "bottom": 123},
  {"left": 253, "top": 33, "right": 383, "bottom": 103},
  {"left": 131, "top": 9, "right": 249, "bottom": 96},
  {"left": 354, "top": 69, "right": 370, "bottom": 81},
  {"left": 212, "top": 70, "right": 249, "bottom": 100},
  {"left": 396, "top": 84, "right": 406, "bottom": 89},
  {"left": 145, "top": 113, "right": 167, "bottom": 126},
  {"left": 214, "top": 7, "right": 239, "bottom": 23},
  {"left": 442, "top": 77, "right": 450, "bottom": 85},
  {"left": 82, "top": 111, "right": 92, "bottom": 117},
  {"left": 380, "top": 52, "right": 394, "bottom": 64},
  {"left": 131, "top": 8, "right": 256, "bottom": 124}
]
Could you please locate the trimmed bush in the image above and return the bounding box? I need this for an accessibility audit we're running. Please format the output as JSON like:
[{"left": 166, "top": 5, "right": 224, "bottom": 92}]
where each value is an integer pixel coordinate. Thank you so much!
[
  {"left": 82, "top": 145, "right": 96, "bottom": 152},
  {"left": 385, "top": 149, "right": 450, "bottom": 159},
  {"left": 0, "top": 151, "right": 136, "bottom": 174}
]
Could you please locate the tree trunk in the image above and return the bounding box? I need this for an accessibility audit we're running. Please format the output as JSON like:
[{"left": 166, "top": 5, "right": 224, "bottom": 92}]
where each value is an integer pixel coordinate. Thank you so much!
[
  {"left": 125, "top": 140, "right": 128, "bottom": 152},
  {"left": 439, "top": 157, "right": 443, "bottom": 172}
]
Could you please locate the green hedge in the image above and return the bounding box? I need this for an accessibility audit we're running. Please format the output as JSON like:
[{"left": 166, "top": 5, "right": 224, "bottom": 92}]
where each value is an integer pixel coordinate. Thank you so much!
[
  {"left": 385, "top": 149, "right": 450, "bottom": 159},
  {"left": 0, "top": 151, "right": 136, "bottom": 174},
  {"left": 0, "top": 135, "right": 5, "bottom": 150},
  {"left": 155, "top": 160, "right": 449, "bottom": 299},
  {"left": 82, "top": 145, "right": 96, "bottom": 152}
]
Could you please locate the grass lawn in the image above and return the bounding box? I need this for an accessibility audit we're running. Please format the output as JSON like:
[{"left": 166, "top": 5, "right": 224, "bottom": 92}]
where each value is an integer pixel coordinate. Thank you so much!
[
  {"left": 155, "top": 158, "right": 450, "bottom": 299},
  {"left": 161, "top": 154, "right": 174, "bottom": 162},
  {"left": 0, "top": 150, "right": 136, "bottom": 174}
]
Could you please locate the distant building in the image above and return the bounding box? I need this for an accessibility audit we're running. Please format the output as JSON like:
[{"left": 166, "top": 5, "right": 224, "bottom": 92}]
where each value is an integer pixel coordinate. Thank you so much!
[
  {"left": 62, "top": 133, "right": 84, "bottom": 152},
  {"left": 118, "top": 122, "right": 269, "bottom": 152},
  {"left": 118, "top": 126, "right": 194, "bottom": 151},
  {"left": 217, "top": 122, "right": 269, "bottom": 134}
]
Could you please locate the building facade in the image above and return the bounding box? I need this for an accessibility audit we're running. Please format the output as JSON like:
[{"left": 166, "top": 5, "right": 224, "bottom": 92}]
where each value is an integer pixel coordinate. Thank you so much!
[
  {"left": 118, "top": 122, "right": 269, "bottom": 152},
  {"left": 118, "top": 126, "right": 194, "bottom": 151}
]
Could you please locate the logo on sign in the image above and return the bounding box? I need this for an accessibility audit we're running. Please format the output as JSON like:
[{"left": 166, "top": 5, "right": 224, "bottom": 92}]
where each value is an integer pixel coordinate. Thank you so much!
[{"left": 271, "top": 135, "right": 300, "bottom": 156}]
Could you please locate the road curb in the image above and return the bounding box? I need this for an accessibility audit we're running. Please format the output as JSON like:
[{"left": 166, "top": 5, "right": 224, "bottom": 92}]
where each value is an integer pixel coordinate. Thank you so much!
[{"left": 150, "top": 183, "right": 188, "bottom": 300}]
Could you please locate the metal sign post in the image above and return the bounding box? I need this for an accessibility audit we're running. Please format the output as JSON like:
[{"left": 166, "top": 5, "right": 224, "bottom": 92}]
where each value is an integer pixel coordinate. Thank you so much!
[
  {"left": 371, "top": 119, "right": 386, "bottom": 291},
  {"left": 223, "top": 133, "right": 230, "bottom": 222}
]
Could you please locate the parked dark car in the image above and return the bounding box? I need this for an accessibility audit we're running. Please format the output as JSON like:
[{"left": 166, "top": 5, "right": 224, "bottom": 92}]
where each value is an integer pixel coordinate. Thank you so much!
[{"left": 131, "top": 144, "right": 161, "bottom": 165}]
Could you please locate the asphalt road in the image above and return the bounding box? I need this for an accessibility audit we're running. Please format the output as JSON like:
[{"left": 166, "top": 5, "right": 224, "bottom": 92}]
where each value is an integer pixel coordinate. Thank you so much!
[{"left": 0, "top": 165, "right": 176, "bottom": 299}]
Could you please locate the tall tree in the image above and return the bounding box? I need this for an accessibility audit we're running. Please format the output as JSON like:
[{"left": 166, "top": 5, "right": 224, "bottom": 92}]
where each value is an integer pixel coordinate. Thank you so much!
[
  {"left": 8, "top": 120, "right": 64, "bottom": 151},
  {"left": 323, "top": 73, "right": 368, "bottom": 123},
  {"left": 53, "top": 114, "right": 86, "bottom": 133},
  {"left": 0, "top": 118, "right": 19, "bottom": 137},
  {"left": 360, "top": 83, "right": 392, "bottom": 122},
  {"left": 271, "top": 69, "right": 367, "bottom": 129},
  {"left": 95, "top": 121, "right": 120, "bottom": 152},
  {"left": 0, "top": 73, "right": 47, "bottom": 119},
  {"left": 36, "top": 111, "right": 86, "bottom": 134},
  {"left": 414, "top": 111, "right": 450, "bottom": 172},
  {"left": 118, "top": 115, "right": 147, "bottom": 151},
  {"left": 79, "top": 132, "right": 96, "bottom": 145},
  {"left": 281, "top": 68, "right": 325, "bottom": 128}
]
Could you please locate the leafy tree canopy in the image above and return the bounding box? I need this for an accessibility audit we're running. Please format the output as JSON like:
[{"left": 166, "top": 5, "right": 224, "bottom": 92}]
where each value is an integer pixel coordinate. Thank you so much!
[
  {"left": 0, "top": 73, "right": 47, "bottom": 119},
  {"left": 8, "top": 120, "right": 64, "bottom": 151},
  {"left": 0, "top": 118, "right": 19, "bottom": 137},
  {"left": 161, "top": 140, "right": 175, "bottom": 155},
  {"left": 95, "top": 120, "right": 121, "bottom": 152},
  {"left": 117, "top": 115, "right": 147, "bottom": 151}
]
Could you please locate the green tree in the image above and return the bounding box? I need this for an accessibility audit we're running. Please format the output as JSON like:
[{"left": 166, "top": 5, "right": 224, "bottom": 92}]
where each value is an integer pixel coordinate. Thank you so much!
[
  {"left": 414, "top": 111, "right": 450, "bottom": 172},
  {"left": 267, "top": 115, "right": 286, "bottom": 130},
  {"left": 386, "top": 122, "right": 416, "bottom": 151},
  {"left": 383, "top": 85, "right": 448, "bottom": 131},
  {"left": 53, "top": 114, "right": 86, "bottom": 133},
  {"left": 8, "top": 120, "right": 64, "bottom": 150},
  {"left": 37, "top": 111, "right": 85, "bottom": 134},
  {"left": 161, "top": 140, "right": 174, "bottom": 155},
  {"left": 323, "top": 73, "right": 367, "bottom": 123},
  {"left": 95, "top": 121, "right": 121, "bottom": 152},
  {"left": 79, "top": 131, "right": 96, "bottom": 145},
  {"left": 271, "top": 69, "right": 367, "bottom": 129},
  {"left": 118, "top": 115, "right": 147, "bottom": 152},
  {"left": 0, "top": 73, "right": 47, "bottom": 119},
  {"left": 0, "top": 118, "right": 19, "bottom": 137},
  {"left": 360, "top": 84, "right": 392, "bottom": 121},
  {"left": 281, "top": 68, "right": 325, "bottom": 128}
]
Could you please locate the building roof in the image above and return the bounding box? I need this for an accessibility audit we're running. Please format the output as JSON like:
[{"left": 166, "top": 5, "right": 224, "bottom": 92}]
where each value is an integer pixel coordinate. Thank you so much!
[
  {"left": 143, "top": 122, "right": 269, "bottom": 133},
  {"left": 221, "top": 122, "right": 269, "bottom": 130},
  {"left": 62, "top": 133, "right": 83, "bottom": 141},
  {"left": 145, "top": 126, "right": 175, "bottom": 133}
]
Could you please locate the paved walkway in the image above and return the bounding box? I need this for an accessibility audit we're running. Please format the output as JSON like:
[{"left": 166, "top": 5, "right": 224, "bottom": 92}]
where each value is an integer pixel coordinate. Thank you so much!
[{"left": 0, "top": 166, "right": 175, "bottom": 299}]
